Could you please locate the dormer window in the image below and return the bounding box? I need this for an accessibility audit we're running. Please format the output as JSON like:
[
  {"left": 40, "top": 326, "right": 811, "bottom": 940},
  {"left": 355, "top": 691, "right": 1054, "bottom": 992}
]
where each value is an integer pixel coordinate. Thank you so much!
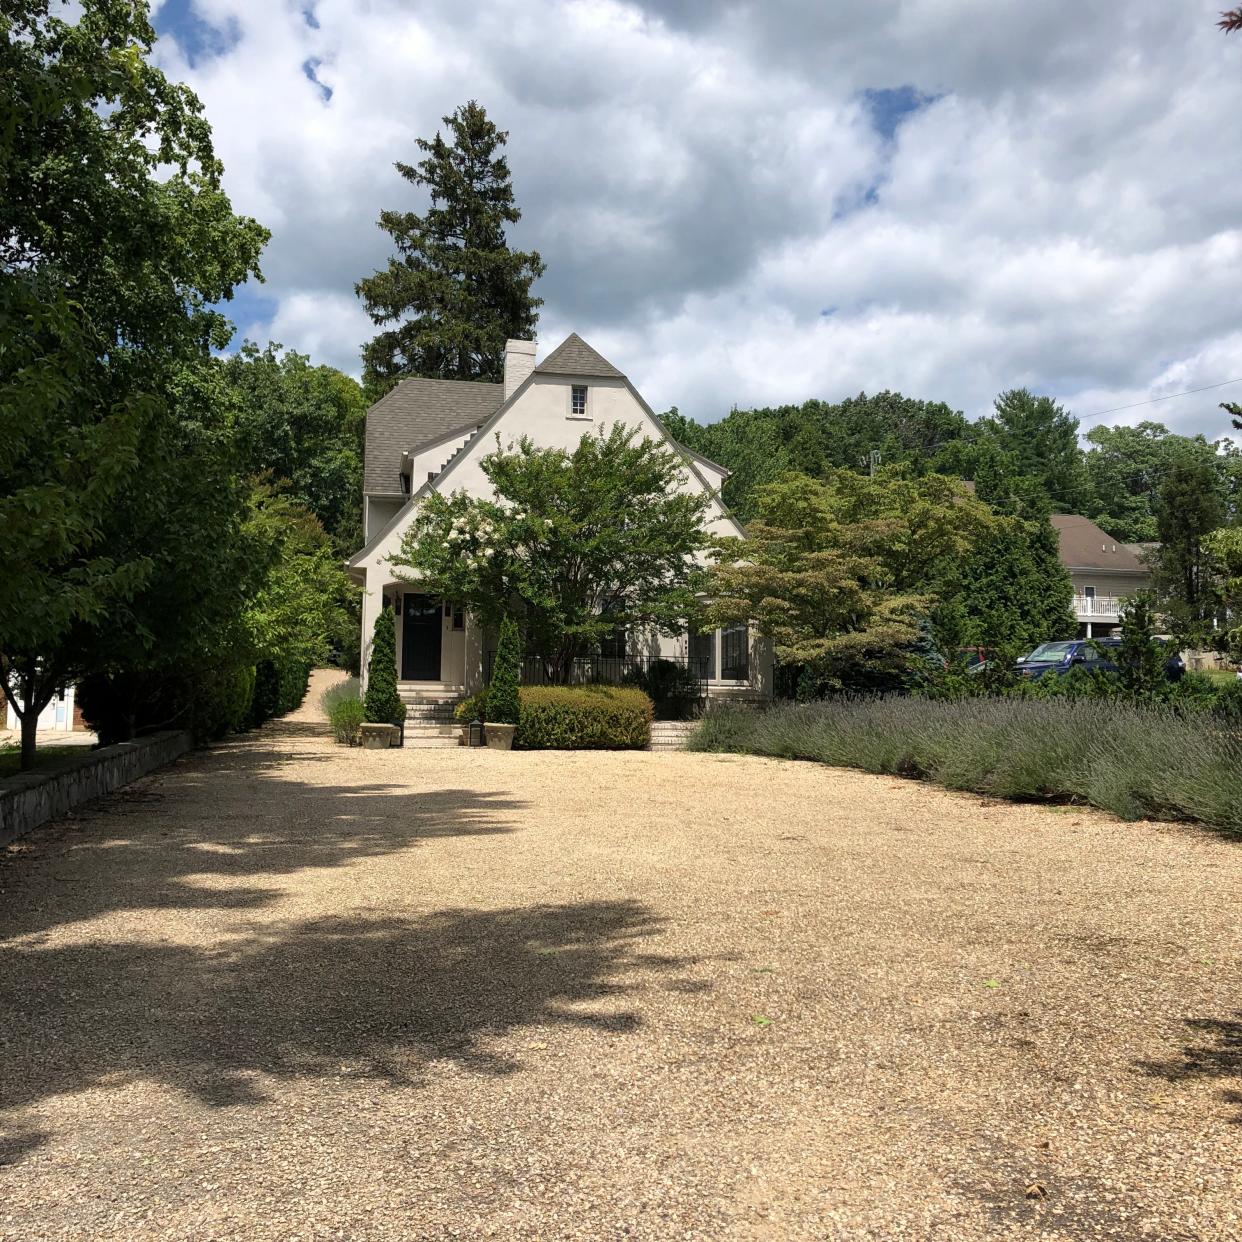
[{"left": 571, "top": 385, "right": 588, "bottom": 418}]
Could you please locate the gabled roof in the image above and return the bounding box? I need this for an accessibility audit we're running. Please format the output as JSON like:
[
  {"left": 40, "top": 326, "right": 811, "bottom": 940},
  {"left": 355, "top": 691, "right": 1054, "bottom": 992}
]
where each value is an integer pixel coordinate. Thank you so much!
[
  {"left": 534, "top": 333, "right": 625, "bottom": 379},
  {"left": 363, "top": 377, "right": 503, "bottom": 496},
  {"left": 1050, "top": 514, "right": 1149, "bottom": 573}
]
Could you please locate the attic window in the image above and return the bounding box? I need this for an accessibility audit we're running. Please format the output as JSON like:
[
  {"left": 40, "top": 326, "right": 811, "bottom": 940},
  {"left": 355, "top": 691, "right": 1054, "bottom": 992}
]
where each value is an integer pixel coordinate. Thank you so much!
[{"left": 571, "top": 385, "right": 588, "bottom": 418}]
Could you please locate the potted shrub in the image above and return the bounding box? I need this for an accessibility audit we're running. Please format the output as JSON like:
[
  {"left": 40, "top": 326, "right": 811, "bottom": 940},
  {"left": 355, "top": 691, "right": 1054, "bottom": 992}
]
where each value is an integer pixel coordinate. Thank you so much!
[
  {"left": 361, "top": 610, "right": 404, "bottom": 748},
  {"left": 485, "top": 615, "right": 521, "bottom": 750}
]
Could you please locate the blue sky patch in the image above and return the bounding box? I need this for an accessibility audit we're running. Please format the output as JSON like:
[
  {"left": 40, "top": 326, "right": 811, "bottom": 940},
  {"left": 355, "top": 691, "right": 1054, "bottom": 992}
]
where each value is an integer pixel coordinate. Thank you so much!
[
  {"left": 153, "top": 0, "right": 241, "bottom": 67},
  {"left": 303, "top": 58, "right": 333, "bottom": 103},
  {"left": 210, "top": 284, "right": 279, "bottom": 348},
  {"left": 861, "top": 86, "right": 940, "bottom": 143},
  {"left": 302, "top": 5, "right": 320, "bottom": 29}
]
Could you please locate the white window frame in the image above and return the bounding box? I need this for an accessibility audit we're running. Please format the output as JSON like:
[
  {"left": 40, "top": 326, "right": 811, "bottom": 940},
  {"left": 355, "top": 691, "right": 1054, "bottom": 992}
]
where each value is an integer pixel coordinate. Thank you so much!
[
  {"left": 568, "top": 384, "right": 591, "bottom": 420},
  {"left": 690, "top": 624, "right": 751, "bottom": 685}
]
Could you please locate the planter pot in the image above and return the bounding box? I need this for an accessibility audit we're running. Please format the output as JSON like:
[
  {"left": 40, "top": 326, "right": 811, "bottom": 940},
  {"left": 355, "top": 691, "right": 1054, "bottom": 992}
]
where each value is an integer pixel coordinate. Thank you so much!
[
  {"left": 483, "top": 722, "right": 516, "bottom": 751},
  {"left": 360, "top": 723, "right": 400, "bottom": 750}
]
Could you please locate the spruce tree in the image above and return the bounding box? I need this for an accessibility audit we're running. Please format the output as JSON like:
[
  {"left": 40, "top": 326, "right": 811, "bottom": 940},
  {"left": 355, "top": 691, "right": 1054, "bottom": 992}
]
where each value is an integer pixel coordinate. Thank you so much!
[
  {"left": 355, "top": 101, "right": 545, "bottom": 396},
  {"left": 487, "top": 615, "right": 522, "bottom": 725},
  {"left": 364, "top": 610, "right": 404, "bottom": 726}
]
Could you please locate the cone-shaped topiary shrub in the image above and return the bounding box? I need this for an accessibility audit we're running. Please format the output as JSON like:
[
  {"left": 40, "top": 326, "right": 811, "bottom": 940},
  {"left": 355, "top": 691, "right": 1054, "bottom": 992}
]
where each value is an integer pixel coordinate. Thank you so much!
[
  {"left": 488, "top": 615, "right": 522, "bottom": 724},
  {"left": 364, "top": 609, "right": 405, "bottom": 726}
]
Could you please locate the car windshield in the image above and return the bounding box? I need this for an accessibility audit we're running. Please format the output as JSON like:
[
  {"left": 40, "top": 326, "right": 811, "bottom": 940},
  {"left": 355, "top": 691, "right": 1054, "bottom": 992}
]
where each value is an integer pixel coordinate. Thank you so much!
[{"left": 1025, "top": 642, "right": 1076, "bottom": 662}]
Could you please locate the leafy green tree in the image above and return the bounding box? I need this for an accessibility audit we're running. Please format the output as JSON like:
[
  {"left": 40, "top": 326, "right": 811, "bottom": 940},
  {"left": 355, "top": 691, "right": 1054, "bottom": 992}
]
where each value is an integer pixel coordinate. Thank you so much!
[
  {"left": 664, "top": 392, "right": 971, "bottom": 520},
  {"left": 1153, "top": 458, "right": 1226, "bottom": 643},
  {"left": 488, "top": 616, "right": 522, "bottom": 724},
  {"left": 356, "top": 100, "right": 545, "bottom": 397},
  {"left": 968, "top": 388, "right": 1090, "bottom": 513},
  {"left": 706, "top": 469, "right": 996, "bottom": 689},
  {"left": 1113, "top": 592, "right": 1168, "bottom": 699},
  {"left": 1082, "top": 421, "right": 1224, "bottom": 543},
  {"left": 948, "top": 515, "right": 1076, "bottom": 649},
  {"left": 0, "top": 0, "right": 267, "bottom": 767},
  {"left": 396, "top": 425, "right": 709, "bottom": 681},
  {"left": 1204, "top": 526, "right": 1242, "bottom": 659},
  {"left": 364, "top": 610, "right": 404, "bottom": 727},
  {"left": 221, "top": 343, "right": 366, "bottom": 554}
]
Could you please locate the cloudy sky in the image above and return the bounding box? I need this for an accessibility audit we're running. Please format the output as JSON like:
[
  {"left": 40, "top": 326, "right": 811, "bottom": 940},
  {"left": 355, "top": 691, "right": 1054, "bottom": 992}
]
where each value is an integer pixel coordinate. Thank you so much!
[{"left": 149, "top": 0, "right": 1242, "bottom": 437}]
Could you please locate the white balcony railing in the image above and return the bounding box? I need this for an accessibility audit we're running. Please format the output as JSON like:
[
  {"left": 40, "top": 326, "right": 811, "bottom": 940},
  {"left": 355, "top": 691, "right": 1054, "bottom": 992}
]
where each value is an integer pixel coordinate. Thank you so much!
[{"left": 1073, "top": 593, "right": 1124, "bottom": 618}]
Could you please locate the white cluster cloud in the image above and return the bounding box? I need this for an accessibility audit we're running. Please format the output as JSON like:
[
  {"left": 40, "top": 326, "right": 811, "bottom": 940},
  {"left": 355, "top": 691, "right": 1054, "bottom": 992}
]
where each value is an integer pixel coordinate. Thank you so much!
[{"left": 153, "top": 0, "right": 1242, "bottom": 437}]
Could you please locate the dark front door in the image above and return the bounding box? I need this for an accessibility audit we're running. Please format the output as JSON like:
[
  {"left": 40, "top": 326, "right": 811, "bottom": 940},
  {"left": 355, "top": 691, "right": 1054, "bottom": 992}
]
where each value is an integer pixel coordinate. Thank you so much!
[{"left": 401, "top": 595, "right": 442, "bottom": 680}]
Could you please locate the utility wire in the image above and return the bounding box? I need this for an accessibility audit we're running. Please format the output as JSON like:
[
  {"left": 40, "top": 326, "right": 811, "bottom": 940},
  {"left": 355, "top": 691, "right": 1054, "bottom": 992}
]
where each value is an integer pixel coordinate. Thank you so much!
[{"left": 1080, "top": 377, "right": 1242, "bottom": 423}]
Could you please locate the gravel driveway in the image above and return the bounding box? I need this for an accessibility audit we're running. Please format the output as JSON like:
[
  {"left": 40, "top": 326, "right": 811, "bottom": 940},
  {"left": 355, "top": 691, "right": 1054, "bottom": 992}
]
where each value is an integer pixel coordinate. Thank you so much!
[{"left": 1, "top": 681, "right": 1239, "bottom": 1240}]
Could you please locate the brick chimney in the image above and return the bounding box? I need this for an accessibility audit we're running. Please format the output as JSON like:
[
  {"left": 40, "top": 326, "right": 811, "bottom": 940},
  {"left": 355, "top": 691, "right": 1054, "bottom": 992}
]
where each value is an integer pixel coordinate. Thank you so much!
[{"left": 503, "top": 338, "right": 536, "bottom": 401}]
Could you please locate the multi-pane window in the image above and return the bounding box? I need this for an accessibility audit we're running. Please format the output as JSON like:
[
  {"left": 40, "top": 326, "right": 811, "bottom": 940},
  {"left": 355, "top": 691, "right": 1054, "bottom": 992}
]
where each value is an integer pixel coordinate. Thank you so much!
[
  {"left": 689, "top": 625, "right": 750, "bottom": 682},
  {"left": 571, "top": 385, "right": 588, "bottom": 417}
]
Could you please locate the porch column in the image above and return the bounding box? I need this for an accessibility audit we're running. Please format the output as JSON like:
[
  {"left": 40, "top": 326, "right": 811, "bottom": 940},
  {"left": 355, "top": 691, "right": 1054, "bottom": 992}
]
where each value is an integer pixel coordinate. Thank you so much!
[{"left": 359, "top": 576, "right": 385, "bottom": 694}]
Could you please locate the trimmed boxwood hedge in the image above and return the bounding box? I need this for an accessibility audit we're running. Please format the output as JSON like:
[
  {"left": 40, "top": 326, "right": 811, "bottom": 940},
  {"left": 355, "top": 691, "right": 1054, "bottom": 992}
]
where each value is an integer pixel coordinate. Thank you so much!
[
  {"left": 454, "top": 685, "right": 654, "bottom": 748},
  {"left": 516, "top": 686, "right": 653, "bottom": 750}
]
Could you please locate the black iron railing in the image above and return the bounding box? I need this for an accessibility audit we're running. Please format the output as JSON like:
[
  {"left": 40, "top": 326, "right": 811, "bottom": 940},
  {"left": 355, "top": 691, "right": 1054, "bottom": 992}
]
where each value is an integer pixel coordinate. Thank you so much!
[{"left": 483, "top": 651, "right": 710, "bottom": 693}]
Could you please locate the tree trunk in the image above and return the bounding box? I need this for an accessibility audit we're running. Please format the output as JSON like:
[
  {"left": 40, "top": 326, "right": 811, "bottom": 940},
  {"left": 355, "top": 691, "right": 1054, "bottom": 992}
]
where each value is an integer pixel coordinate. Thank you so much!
[{"left": 20, "top": 708, "right": 37, "bottom": 772}]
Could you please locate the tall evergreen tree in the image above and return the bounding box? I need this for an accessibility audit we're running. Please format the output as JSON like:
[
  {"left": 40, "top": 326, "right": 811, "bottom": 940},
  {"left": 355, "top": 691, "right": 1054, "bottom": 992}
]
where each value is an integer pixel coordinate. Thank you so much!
[
  {"left": 356, "top": 101, "right": 545, "bottom": 397},
  {"left": 1153, "top": 458, "right": 1226, "bottom": 643}
]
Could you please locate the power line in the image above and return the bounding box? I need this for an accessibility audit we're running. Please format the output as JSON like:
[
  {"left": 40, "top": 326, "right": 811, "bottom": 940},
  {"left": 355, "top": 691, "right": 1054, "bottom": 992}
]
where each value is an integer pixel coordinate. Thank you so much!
[{"left": 1080, "top": 377, "right": 1242, "bottom": 423}]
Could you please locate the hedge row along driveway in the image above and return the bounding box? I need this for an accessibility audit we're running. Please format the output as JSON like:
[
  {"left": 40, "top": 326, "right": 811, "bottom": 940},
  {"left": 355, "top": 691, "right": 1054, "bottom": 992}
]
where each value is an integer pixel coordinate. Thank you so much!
[{"left": 0, "top": 695, "right": 1238, "bottom": 1240}]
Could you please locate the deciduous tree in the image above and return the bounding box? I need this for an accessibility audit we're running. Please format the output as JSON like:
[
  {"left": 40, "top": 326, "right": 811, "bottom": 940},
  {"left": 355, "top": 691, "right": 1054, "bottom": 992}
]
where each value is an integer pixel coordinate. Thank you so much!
[
  {"left": 0, "top": 0, "right": 267, "bottom": 767},
  {"left": 396, "top": 425, "right": 709, "bottom": 681}
]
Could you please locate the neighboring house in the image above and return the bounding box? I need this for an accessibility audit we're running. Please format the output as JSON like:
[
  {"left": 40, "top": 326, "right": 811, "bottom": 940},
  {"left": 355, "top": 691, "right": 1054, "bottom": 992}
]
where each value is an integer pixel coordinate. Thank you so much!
[
  {"left": 1050, "top": 514, "right": 1152, "bottom": 638},
  {"left": 348, "top": 334, "right": 771, "bottom": 705},
  {"left": 4, "top": 683, "right": 82, "bottom": 734}
]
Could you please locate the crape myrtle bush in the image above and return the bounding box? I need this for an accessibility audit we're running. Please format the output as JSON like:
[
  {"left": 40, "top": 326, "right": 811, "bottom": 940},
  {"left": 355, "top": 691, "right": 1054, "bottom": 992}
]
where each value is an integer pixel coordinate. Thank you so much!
[
  {"left": 690, "top": 696, "right": 1242, "bottom": 834},
  {"left": 455, "top": 685, "right": 653, "bottom": 749}
]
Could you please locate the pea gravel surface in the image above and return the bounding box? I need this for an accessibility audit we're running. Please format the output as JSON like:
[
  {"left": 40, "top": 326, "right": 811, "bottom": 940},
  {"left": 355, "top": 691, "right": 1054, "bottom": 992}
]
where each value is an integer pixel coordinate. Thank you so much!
[{"left": 1, "top": 674, "right": 1239, "bottom": 1241}]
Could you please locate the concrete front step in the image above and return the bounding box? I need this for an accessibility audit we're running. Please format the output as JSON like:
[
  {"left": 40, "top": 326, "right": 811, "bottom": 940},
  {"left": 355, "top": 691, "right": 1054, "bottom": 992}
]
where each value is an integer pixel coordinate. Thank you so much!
[
  {"left": 648, "top": 721, "right": 699, "bottom": 752},
  {"left": 403, "top": 735, "right": 462, "bottom": 749}
]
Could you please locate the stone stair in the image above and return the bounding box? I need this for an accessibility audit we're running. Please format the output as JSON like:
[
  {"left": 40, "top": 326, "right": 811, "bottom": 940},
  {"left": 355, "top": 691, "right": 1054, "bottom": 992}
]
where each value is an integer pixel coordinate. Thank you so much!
[
  {"left": 398, "top": 684, "right": 465, "bottom": 749},
  {"left": 648, "top": 721, "right": 699, "bottom": 752}
]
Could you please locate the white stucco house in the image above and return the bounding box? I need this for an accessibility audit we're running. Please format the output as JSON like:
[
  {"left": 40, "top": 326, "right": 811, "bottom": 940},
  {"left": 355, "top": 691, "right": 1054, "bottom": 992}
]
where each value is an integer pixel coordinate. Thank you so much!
[{"left": 347, "top": 334, "right": 771, "bottom": 711}]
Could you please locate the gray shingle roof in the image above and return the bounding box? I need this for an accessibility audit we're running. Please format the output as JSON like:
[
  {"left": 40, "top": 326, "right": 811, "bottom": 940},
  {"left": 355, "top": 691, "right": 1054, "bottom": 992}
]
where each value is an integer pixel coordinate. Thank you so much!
[
  {"left": 363, "top": 377, "right": 503, "bottom": 496},
  {"left": 534, "top": 333, "right": 625, "bottom": 379},
  {"left": 1050, "top": 514, "right": 1149, "bottom": 573}
]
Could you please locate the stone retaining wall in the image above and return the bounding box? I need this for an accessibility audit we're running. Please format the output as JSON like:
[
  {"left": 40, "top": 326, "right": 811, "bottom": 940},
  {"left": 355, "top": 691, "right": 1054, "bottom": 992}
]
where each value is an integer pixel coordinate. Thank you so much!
[{"left": 0, "top": 731, "right": 192, "bottom": 847}]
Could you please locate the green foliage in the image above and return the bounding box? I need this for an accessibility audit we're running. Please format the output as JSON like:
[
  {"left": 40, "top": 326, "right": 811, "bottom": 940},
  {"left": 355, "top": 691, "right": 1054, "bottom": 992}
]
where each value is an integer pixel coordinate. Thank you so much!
[
  {"left": 79, "top": 661, "right": 257, "bottom": 746},
  {"left": 707, "top": 469, "right": 996, "bottom": 689},
  {"left": 242, "top": 490, "right": 348, "bottom": 671},
  {"left": 328, "top": 697, "right": 365, "bottom": 746},
  {"left": 514, "top": 686, "right": 653, "bottom": 750},
  {"left": 320, "top": 676, "right": 361, "bottom": 715},
  {"left": 364, "top": 610, "right": 404, "bottom": 726},
  {"left": 356, "top": 100, "right": 545, "bottom": 396},
  {"left": 1153, "top": 458, "right": 1226, "bottom": 645},
  {"left": 0, "top": 0, "right": 267, "bottom": 768},
  {"left": 488, "top": 616, "right": 522, "bottom": 724},
  {"left": 690, "top": 698, "right": 1242, "bottom": 834},
  {"left": 1205, "top": 525, "right": 1242, "bottom": 657},
  {"left": 663, "top": 392, "right": 971, "bottom": 520},
  {"left": 1081, "top": 422, "right": 1221, "bottom": 543},
  {"left": 1113, "top": 592, "right": 1167, "bottom": 698},
  {"left": 454, "top": 690, "right": 489, "bottom": 724},
  {"left": 221, "top": 342, "right": 366, "bottom": 554},
  {"left": 250, "top": 658, "right": 311, "bottom": 726},
  {"left": 397, "top": 424, "right": 709, "bottom": 680},
  {"left": 946, "top": 514, "right": 1076, "bottom": 649}
]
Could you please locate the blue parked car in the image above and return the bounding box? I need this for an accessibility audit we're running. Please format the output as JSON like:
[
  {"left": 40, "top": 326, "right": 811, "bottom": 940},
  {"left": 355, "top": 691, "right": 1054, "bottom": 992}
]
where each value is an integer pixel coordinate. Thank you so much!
[{"left": 1016, "top": 637, "right": 1185, "bottom": 681}]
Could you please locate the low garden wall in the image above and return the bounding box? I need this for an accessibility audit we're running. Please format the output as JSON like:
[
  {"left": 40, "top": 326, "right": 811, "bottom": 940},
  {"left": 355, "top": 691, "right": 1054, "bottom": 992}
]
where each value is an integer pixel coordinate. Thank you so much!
[{"left": 0, "top": 730, "right": 192, "bottom": 847}]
